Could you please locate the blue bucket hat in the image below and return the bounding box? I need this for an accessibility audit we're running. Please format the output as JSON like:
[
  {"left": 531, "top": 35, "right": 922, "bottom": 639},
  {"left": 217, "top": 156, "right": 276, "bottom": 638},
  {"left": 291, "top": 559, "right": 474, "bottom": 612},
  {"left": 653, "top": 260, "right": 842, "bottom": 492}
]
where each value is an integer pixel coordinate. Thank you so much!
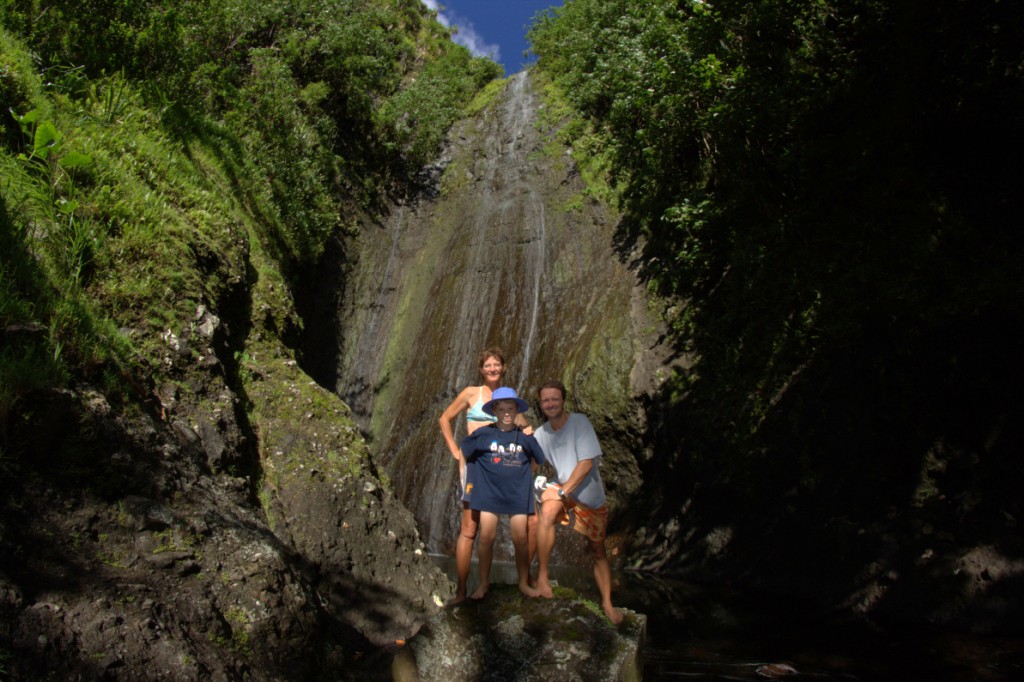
[{"left": 482, "top": 387, "right": 529, "bottom": 415}]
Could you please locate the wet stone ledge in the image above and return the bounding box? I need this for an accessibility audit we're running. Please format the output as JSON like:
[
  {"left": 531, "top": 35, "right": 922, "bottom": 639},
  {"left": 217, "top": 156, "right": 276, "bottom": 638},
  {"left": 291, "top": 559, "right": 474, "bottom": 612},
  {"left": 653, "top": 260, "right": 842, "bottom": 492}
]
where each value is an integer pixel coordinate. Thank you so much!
[{"left": 394, "top": 585, "right": 646, "bottom": 681}]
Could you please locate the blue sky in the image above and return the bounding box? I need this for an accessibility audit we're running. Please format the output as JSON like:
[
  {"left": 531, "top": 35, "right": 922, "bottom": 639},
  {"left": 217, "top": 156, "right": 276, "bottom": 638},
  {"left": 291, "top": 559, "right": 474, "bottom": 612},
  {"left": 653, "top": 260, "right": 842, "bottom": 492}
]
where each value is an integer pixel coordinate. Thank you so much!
[{"left": 421, "top": 1, "right": 564, "bottom": 75}]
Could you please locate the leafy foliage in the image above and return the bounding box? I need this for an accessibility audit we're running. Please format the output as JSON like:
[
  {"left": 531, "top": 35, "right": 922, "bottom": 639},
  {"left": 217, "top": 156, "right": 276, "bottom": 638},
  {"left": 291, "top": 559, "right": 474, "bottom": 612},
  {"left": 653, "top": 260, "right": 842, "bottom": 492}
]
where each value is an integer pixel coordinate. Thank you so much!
[
  {"left": 0, "top": 3, "right": 498, "bottom": 438},
  {"left": 228, "top": 48, "right": 342, "bottom": 263},
  {"left": 376, "top": 40, "right": 502, "bottom": 167},
  {"left": 0, "top": 104, "right": 116, "bottom": 421},
  {"left": 1, "top": 0, "right": 500, "bottom": 236},
  {"left": 530, "top": 0, "right": 1024, "bottom": 541}
]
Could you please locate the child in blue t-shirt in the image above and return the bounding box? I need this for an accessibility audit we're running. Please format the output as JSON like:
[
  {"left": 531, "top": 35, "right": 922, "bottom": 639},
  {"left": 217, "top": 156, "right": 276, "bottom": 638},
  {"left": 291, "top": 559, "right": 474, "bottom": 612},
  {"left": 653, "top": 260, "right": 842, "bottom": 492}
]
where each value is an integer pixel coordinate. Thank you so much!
[{"left": 460, "top": 386, "right": 545, "bottom": 599}]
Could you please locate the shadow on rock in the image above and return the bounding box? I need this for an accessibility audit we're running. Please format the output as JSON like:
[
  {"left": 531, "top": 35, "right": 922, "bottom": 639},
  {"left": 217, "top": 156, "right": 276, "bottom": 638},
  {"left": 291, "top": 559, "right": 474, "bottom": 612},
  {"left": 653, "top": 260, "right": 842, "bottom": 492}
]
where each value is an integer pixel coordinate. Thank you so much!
[{"left": 396, "top": 585, "right": 646, "bottom": 682}]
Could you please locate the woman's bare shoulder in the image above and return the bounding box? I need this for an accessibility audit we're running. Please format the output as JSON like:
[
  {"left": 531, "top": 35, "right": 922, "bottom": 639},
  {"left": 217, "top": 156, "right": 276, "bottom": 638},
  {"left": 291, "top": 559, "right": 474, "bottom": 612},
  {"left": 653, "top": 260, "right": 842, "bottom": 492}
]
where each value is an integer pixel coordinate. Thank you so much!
[
  {"left": 456, "top": 384, "right": 480, "bottom": 399},
  {"left": 444, "top": 384, "right": 478, "bottom": 411}
]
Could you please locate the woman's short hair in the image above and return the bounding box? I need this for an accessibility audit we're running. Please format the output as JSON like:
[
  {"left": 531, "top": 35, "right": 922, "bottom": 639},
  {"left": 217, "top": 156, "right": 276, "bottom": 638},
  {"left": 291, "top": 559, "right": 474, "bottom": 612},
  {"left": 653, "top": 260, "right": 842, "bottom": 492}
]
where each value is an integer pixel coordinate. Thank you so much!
[{"left": 477, "top": 347, "right": 507, "bottom": 371}]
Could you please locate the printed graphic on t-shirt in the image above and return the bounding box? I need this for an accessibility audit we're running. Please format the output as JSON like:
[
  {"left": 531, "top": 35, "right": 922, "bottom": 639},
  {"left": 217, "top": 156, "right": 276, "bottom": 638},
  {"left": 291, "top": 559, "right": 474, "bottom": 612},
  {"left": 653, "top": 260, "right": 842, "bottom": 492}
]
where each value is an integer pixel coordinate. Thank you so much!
[{"left": 488, "top": 440, "right": 528, "bottom": 466}]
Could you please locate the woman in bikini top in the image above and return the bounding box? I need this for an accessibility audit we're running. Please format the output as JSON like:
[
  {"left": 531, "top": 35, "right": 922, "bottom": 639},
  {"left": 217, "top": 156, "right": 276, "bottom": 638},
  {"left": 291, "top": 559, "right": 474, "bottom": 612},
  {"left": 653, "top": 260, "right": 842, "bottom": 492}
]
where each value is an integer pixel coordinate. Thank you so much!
[
  {"left": 440, "top": 349, "right": 507, "bottom": 492},
  {"left": 438, "top": 347, "right": 531, "bottom": 602},
  {"left": 465, "top": 385, "right": 498, "bottom": 425}
]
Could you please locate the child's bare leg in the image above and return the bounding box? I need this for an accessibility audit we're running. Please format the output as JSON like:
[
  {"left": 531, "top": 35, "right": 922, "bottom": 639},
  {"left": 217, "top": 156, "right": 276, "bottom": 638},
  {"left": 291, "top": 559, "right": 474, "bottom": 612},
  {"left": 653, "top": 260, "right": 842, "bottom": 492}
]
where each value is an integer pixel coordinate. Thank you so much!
[
  {"left": 511, "top": 514, "right": 540, "bottom": 597},
  {"left": 526, "top": 513, "right": 538, "bottom": 587},
  {"left": 471, "top": 512, "right": 498, "bottom": 600},
  {"left": 535, "top": 499, "right": 564, "bottom": 598}
]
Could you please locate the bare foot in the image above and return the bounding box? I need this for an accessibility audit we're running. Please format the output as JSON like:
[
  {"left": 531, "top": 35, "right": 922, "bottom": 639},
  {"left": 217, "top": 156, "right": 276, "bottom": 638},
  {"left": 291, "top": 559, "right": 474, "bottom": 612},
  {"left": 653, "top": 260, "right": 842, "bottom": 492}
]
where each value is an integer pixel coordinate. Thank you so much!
[
  {"left": 469, "top": 584, "right": 489, "bottom": 600},
  {"left": 603, "top": 602, "right": 624, "bottom": 625},
  {"left": 534, "top": 578, "right": 554, "bottom": 599},
  {"left": 446, "top": 592, "right": 467, "bottom": 607},
  {"left": 519, "top": 582, "right": 541, "bottom": 598}
]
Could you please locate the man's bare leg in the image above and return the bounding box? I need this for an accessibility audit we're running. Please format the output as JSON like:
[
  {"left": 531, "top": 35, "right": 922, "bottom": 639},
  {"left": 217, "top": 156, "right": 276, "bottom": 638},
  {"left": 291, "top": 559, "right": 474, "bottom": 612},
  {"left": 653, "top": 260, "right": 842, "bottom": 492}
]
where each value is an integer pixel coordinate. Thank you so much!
[
  {"left": 534, "top": 500, "right": 563, "bottom": 598},
  {"left": 471, "top": 512, "right": 498, "bottom": 600},
  {"left": 589, "top": 538, "right": 623, "bottom": 624},
  {"left": 510, "top": 514, "right": 541, "bottom": 597},
  {"left": 451, "top": 507, "right": 478, "bottom": 604}
]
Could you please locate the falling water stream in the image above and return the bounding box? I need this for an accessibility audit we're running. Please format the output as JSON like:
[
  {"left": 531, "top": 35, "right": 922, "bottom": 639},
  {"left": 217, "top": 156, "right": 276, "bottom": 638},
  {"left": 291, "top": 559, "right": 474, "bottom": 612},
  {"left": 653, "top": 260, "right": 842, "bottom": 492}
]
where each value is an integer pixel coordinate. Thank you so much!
[
  {"left": 334, "top": 70, "right": 644, "bottom": 557},
  {"left": 519, "top": 188, "right": 545, "bottom": 386}
]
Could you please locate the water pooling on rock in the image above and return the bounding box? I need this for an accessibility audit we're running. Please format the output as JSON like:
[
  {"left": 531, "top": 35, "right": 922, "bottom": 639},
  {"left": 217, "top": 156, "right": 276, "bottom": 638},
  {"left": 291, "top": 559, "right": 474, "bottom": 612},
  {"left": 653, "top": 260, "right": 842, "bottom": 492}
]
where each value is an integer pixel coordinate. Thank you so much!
[{"left": 321, "top": 70, "right": 664, "bottom": 558}]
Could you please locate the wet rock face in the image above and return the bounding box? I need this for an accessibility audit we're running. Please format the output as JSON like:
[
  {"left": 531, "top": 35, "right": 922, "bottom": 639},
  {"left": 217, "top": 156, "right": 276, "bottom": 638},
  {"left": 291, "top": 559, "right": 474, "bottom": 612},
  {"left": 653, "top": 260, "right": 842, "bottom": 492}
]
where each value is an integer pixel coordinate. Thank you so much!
[
  {"left": 243, "top": 353, "right": 455, "bottom": 646},
  {"left": 0, "top": 393, "right": 326, "bottom": 680},
  {"left": 319, "top": 70, "right": 666, "bottom": 560},
  {"left": 396, "top": 586, "right": 646, "bottom": 682},
  {"left": 1, "top": 345, "right": 447, "bottom": 679},
  {"left": 0, "top": 66, "right": 655, "bottom": 681}
]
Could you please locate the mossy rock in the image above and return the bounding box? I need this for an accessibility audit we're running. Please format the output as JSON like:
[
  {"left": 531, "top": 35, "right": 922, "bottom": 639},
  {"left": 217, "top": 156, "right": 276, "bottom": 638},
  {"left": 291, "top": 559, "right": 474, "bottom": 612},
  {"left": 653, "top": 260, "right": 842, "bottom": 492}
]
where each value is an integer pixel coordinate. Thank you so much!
[{"left": 398, "top": 584, "right": 646, "bottom": 682}]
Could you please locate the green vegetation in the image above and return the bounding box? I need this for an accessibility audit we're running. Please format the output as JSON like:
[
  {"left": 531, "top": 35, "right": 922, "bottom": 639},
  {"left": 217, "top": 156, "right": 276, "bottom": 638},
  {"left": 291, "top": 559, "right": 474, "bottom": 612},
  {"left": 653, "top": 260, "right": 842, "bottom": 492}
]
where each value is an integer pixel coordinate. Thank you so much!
[
  {"left": 532, "top": 69, "right": 616, "bottom": 207},
  {"left": 376, "top": 41, "right": 502, "bottom": 167},
  {"left": 96, "top": 532, "right": 131, "bottom": 569},
  {"left": 0, "top": 1, "right": 499, "bottom": 451},
  {"left": 151, "top": 528, "right": 197, "bottom": 553},
  {"left": 4, "top": 0, "right": 1020, "bottom": 621},
  {"left": 257, "top": 480, "right": 276, "bottom": 531},
  {"left": 222, "top": 606, "right": 252, "bottom": 657},
  {"left": 530, "top": 0, "right": 1024, "bottom": 544},
  {"left": 463, "top": 77, "right": 509, "bottom": 118}
]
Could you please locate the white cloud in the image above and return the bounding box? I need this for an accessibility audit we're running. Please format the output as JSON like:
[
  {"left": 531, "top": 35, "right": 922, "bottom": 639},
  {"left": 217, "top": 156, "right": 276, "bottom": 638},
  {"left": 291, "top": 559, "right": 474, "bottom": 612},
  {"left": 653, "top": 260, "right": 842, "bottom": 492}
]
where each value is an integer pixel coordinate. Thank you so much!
[
  {"left": 420, "top": 1, "right": 501, "bottom": 62},
  {"left": 421, "top": 0, "right": 444, "bottom": 18}
]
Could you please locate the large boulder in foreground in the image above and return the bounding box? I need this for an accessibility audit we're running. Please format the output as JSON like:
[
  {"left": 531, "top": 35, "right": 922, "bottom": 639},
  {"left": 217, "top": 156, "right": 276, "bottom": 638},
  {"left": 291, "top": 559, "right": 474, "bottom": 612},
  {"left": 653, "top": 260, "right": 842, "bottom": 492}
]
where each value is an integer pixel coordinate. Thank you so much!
[{"left": 394, "top": 586, "right": 646, "bottom": 681}]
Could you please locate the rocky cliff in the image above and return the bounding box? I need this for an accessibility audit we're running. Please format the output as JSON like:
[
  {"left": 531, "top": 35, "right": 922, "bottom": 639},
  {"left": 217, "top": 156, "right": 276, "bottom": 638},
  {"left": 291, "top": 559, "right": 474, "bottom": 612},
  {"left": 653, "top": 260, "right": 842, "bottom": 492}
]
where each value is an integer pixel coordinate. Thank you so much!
[
  {"left": 0, "top": 93, "right": 450, "bottom": 682},
  {"left": 296, "top": 70, "right": 673, "bottom": 564},
  {"left": 293, "top": 65, "right": 1024, "bottom": 637},
  {"left": 0, "top": 65, "right": 656, "bottom": 680}
]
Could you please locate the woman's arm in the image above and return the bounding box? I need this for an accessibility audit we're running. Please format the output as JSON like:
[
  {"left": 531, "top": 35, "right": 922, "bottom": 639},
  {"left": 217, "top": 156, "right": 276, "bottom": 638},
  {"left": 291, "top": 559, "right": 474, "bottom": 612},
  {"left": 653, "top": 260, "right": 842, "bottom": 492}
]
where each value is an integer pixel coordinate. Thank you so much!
[
  {"left": 439, "top": 386, "right": 472, "bottom": 461},
  {"left": 515, "top": 412, "right": 533, "bottom": 435}
]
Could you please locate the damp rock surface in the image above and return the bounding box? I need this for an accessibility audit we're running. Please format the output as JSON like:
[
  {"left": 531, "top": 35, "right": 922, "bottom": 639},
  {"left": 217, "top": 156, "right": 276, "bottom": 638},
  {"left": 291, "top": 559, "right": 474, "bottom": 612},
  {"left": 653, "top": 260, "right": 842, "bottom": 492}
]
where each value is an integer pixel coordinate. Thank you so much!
[{"left": 397, "top": 585, "right": 646, "bottom": 682}]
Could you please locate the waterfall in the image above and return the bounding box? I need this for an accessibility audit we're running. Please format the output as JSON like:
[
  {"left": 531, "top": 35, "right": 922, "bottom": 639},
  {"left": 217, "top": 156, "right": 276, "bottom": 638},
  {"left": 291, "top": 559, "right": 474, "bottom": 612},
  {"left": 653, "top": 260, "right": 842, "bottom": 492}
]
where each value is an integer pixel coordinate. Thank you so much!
[
  {"left": 333, "top": 70, "right": 648, "bottom": 560},
  {"left": 519, "top": 189, "right": 545, "bottom": 391}
]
